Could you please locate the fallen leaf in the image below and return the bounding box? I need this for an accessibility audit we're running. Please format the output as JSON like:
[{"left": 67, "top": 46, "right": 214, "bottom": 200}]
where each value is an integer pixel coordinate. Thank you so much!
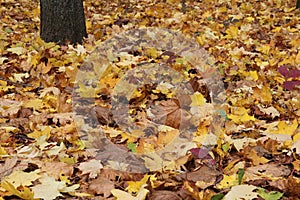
[
  {"left": 31, "top": 174, "right": 79, "bottom": 200},
  {"left": 149, "top": 190, "right": 181, "bottom": 200},
  {"left": 0, "top": 157, "right": 18, "bottom": 180},
  {"left": 0, "top": 57, "right": 8, "bottom": 64},
  {"left": 245, "top": 163, "right": 290, "bottom": 181},
  {"left": 1, "top": 181, "right": 34, "bottom": 199},
  {"left": 283, "top": 80, "right": 300, "bottom": 90},
  {"left": 244, "top": 147, "right": 269, "bottom": 166},
  {"left": 2, "top": 169, "right": 40, "bottom": 188},
  {"left": 148, "top": 99, "right": 191, "bottom": 129},
  {"left": 256, "top": 105, "right": 280, "bottom": 118},
  {"left": 257, "top": 187, "right": 283, "bottom": 200},
  {"left": 126, "top": 174, "right": 155, "bottom": 194},
  {"left": 217, "top": 174, "right": 238, "bottom": 189},
  {"left": 227, "top": 107, "right": 256, "bottom": 124},
  {"left": 223, "top": 185, "right": 258, "bottom": 200},
  {"left": 179, "top": 165, "right": 219, "bottom": 189},
  {"left": 39, "top": 161, "right": 73, "bottom": 180},
  {"left": 270, "top": 119, "right": 298, "bottom": 136},
  {"left": 111, "top": 184, "right": 149, "bottom": 200},
  {"left": 78, "top": 159, "right": 103, "bottom": 178},
  {"left": 88, "top": 176, "right": 114, "bottom": 197},
  {"left": 7, "top": 47, "right": 25, "bottom": 55}
]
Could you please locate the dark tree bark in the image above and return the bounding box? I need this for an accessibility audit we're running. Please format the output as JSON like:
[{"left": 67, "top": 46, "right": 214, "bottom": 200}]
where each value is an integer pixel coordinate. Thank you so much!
[
  {"left": 40, "top": 0, "right": 87, "bottom": 44},
  {"left": 297, "top": 0, "right": 300, "bottom": 9}
]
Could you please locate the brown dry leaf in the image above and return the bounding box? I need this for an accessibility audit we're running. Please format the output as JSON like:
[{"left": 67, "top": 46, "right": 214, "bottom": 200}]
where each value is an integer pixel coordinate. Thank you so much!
[
  {"left": 243, "top": 146, "right": 269, "bottom": 166},
  {"left": 95, "top": 106, "right": 111, "bottom": 125},
  {"left": 245, "top": 163, "right": 291, "bottom": 181},
  {"left": 0, "top": 157, "right": 18, "bottom": 180},
  {"left": 270, "top": 176, "right": 300, "bottom": 196},
  {"left": 88, "top": 176, "right": 114, "bottom": 197},
  {"left": 292, "top": 160, "right": 300, "bottom": 171},
  {"left": 178, "top": 165, "right": 219, "bottom": 189},
  {"left": 0, "top": 99, "right": 22, "bottom": 117},
  {"left": 148, "top": 99, "right": 191, "bottom": 129},
  {"left": 39, "top": 161, "right": 74, "bottom": 180},
  {"left": 156, "top": 129, "right": 178, "bottom": 148},
  {"left": 256, "top": 105, "right": 280, "bottom": 119},
  {"left": 149, "top": 190, "right": 181, "bottom": 200}
]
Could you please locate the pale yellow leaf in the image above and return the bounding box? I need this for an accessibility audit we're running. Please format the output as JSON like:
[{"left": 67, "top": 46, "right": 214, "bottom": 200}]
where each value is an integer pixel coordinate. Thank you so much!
[
  {"left": 2, "top": 170, "right": 40, "bottom": 188},
  {"left": 78, "top": 159, "right": 103, "bottom": 178},
  {"left": 111, "top": 184, "right": 149, "bottom": 200},
  {"left": 223, "top": 185, "right": 258, "bottom": 200},
  {"left": 190, "top": 92, "right": 205, "bottom": 106},
  {"left": 32, "top": 175, "right": 65, "bottom": 200},
  {"left": 7, "top": 47, "right": 25, "bottom": 55}
]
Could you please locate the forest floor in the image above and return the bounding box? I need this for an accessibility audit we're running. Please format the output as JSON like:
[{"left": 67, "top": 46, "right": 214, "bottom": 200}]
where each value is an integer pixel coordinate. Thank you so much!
[{"left": 0, "top": 0, "right": 300, "bottom": 199}]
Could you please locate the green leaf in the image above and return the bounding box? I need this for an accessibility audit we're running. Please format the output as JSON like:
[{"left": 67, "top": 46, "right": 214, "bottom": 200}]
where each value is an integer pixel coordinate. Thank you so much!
[
  {"left": 127, "top": 142, "right": 137, "bottom": 153},
  {"left": 238, "top": 168, "right": 244, "bottom": 185},
  {"left": 222, "top": 143, "right": 230, "bottom": 152},
  {"left": 175, "top": 58, "right": 184, "bottom": 64},
  {"left": 207, "top": 16, "right": 213, "bottom": 21},
  {"left": 211, "top": 194, "right": 224, "bottom": 200},
  {"left": 4, "top": 27, "right": 12, "bottom": 33},
  {"left": 257, "top": 188, "right": 283, "bottom": 200},
  {"left": 217, "top": 109, "right": 229, "bottom": 120}
]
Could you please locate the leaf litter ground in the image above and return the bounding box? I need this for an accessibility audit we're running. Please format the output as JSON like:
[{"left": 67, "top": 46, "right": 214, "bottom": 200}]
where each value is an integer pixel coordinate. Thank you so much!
[{"left": 0, "top": 0, "right": 300, "bottom": 199}]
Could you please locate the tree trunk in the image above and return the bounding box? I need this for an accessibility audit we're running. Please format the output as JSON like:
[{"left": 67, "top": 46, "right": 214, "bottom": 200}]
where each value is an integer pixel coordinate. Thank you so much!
[
  {"left": 297, "top": 0, "right": 300, "bottom": 9},
  {"left": 40, "top": 0, "right": 87, "bottom": 44}
]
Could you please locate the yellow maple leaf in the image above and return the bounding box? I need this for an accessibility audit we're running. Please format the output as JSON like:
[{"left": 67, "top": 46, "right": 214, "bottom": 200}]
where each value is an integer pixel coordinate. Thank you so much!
[
  {"left": 271, "top": 119, "right": 298, "bottom": 136},
  {"left": 157, "top": 129, "right": 178, "bottom": 147},
  {"left": 217, "top": 174, "right": 238, "bottom": 189},
  {"left": 253, "top": 85, "right": 272, "bottom": 104},
  {"left": 0, "top": 145, "right": 7, "bottom": 155},
  {"left": 239, "top": 70, "right": 258, "bottom": 81},
  {"left": 111, "top": 184, "right": 149, "bottom": 200},
  {"left": 227, "top": 107, "right": 256, "bottom": 124},
  {"left": 1, "top": 181, "right": 34, "bottom": 199},
  {"left": 290, "top": 39, "right": 300, "bottom": 48},
  {"left": 196, "top": 34, "right": 206, "bottom": 46},
  {"left": 2, "top": 170, "right": 40, "bottom": 188},
  {"left": 225, "top": 25, "right": 239, "bottom": 39},
  {"left": 28, "top": 126, "right": 51, "bottom": 139},
  {"left": 278, "top": 56, "right": 294, "bottom": 66},
  {"left": 293, "top": 132, "right": 300, "bottom": 142},
  {"left": 126, "top": 174, "right": 155, "bottom": 194},
  {"left": 22, "top": 99, "right": 43, "bottom": 110},
  {"left": 76, "top": 82, "right": 96, "bottom": 98},
  {"left": 190, "top": 92, "right": 205, "bottom": 106},
  {"left": 256, "top": 44, "right": 271, "bottom": 55}
]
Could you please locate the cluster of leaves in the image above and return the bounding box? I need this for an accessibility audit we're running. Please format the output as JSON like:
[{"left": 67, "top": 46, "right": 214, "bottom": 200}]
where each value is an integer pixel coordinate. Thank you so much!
[{"left": 0, "top": 0, "right": 300, "bottom": 199}]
